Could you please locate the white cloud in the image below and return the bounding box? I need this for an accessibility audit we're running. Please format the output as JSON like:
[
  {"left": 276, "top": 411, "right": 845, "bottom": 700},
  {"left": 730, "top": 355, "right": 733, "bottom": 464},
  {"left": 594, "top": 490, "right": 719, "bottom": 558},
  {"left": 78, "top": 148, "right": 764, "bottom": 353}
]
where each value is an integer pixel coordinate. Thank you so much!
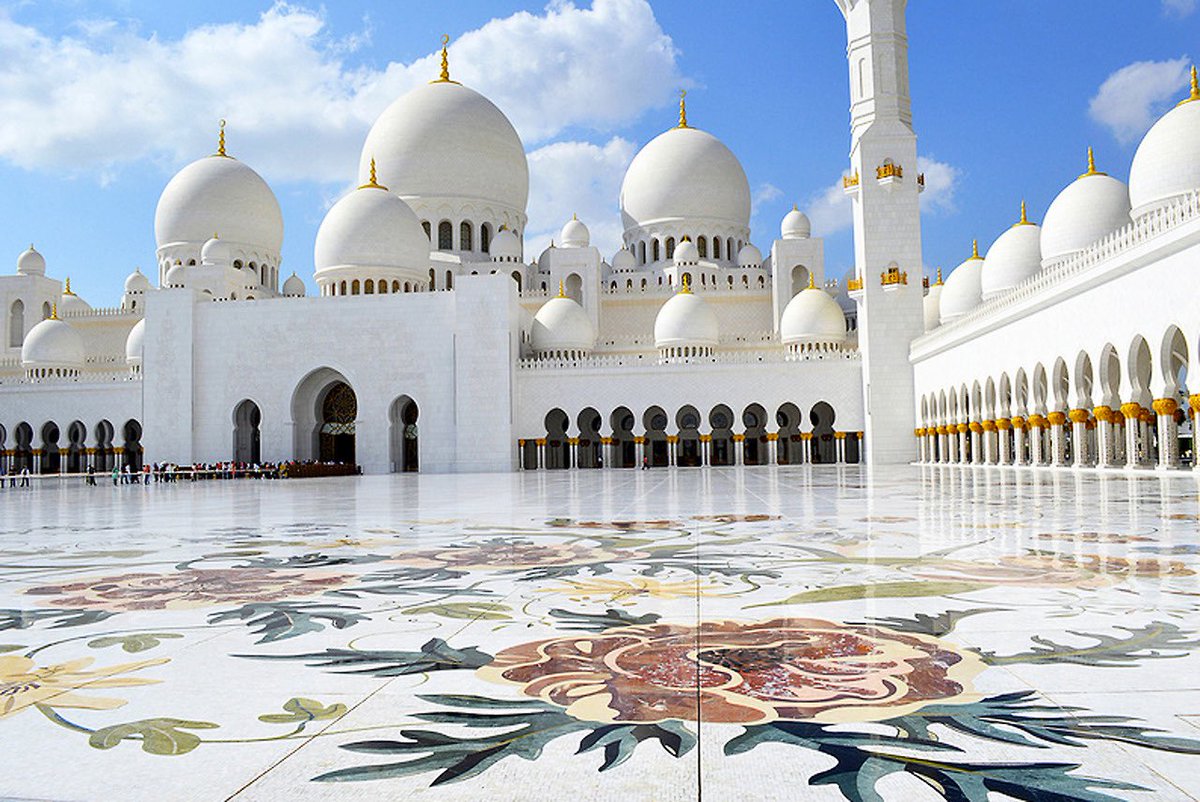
[
  {"left": 1089, "top": 57, "right": 1190, "bottom": 144},
  {"left": 1163, "top": 0, "right": 1197, "bottom": 17},
  {"left": 0, "top": 0, "right": 682, "bottom": 184},
  {"left": 803, "top": 155, "right": 959, "bottom": 237},
  {"left": 750, "top": 183, "right": 782, "bottom": 216},
  {"left": 525, "top": 137, "right": 636, "bottom": 259}
]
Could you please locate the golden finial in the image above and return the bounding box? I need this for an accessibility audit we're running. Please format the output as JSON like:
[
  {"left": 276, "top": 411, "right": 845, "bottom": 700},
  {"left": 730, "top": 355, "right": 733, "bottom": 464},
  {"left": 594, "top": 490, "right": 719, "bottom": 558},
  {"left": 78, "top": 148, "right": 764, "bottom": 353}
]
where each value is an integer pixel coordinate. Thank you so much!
[
  {"left": 793, "top": 203, "right": 799, "bottom": 211},
  {"left": 572, "top": 212, "right": 577, "bottom": 220},
  {"left": 431, "top": 34, "right": 460, "bottom": 85},
  {"left": 557, "top": 280, "right": 565, "bottom": 297},
  {"left": 216, "top": 119, "right": 228, "bottom": 158},
  {"left": 971, "top": 239, "right": 980, "bottom": 259},
  {"left": 1014, "top": 199, "right": 1032, "bottom": 226},
  {"left": 935, "top": 266, "right": 944, "bottom": 285},
  {"left": 358, "top": 157, "right": 387, "bottom": 190},
  {"left": 677, "top": 89, "right": 688, "bottom": 129},
  {"left": 1180, "top": 66, "right": 1200, "bottom": 106},
  {"left": 807, "top": 273, "right": 816, "bottom": 290},
  {"left": 64, "top": 277, "right": 74, "bottom": 295},
  {"left": 50, "top": 303, "right": 58, "bottom": 320},
  {"left": 1080, "top": 146, "right": 1106, "bottom": 178},
  {"left": 680, "top": 272, "right": 692, "bottom": 293}
]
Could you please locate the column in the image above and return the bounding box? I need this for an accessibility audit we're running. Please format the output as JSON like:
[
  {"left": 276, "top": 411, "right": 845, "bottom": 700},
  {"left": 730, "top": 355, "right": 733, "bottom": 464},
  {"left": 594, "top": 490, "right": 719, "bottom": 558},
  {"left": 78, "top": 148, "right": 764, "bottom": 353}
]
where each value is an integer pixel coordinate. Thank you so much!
[
  {"left": 1094, "top": 407, "right": 1115, "bottom": 468},
  {"left": 1028, "top": 416, "right": 1046, "bottom": 465},
  {"left": 702, "top": 437, "right": 711, "bottom": 466},
  {"left": 937, "top": 426, "right": 949, "bottom": 463},
  {"left": 517, "top": 439, "right": 525, "bottom": 470},
  {"left": 735, "top": 435, "right": 744, "bottom": 466},
  {"left": 768, "top": 435, "right": 778, "bottom": 465},
  {"left": 1121, "top": 403, "right": 1142, "bottom": 468},
  {"left": 1153, "top": 398, "right": 1180, "bottom": 470},
  {"left": 1112, "top": 416, "right": 1126, "bottom": 465},
  {"left": 1140, "top": 409, "right": 1157, "bottom": 465},
  {"left": 926, "top": 430, "right": 937, "bottom": 463},
  {"left": 982, "top": 420, "right": 997, "bottom": 464},
  {"left": 636, "top": 437, "right": 645, "bottom": 468},
  {"left": 857, "top": 432, "right": 865, "bottom": 464},
  {"left": 835, "top": 432, "right": 847, "bottom": 463},
  {"left": 915, "top": 428, "right": 927, "bottom": 463},
  {"left": 536, "top": 439, "right": 546, "bottom": 470},
  {"left": 969, "top": 422, "right": 983, "bottom": 465},
  {"left": 1048, "top": 412, "right": 1068, "bottom": 467},
  {"left": 956, "top": 423, "right": 969, "bottom": 463},
  {"left": 802, "top": 434, "right": 812, "bottom": 464},
  {"left": 1011, "top": 418, "right": 1026, "bottom": 466},
  {"left": 1069, "top": 409, "right": 1090, "bottom": 467}
]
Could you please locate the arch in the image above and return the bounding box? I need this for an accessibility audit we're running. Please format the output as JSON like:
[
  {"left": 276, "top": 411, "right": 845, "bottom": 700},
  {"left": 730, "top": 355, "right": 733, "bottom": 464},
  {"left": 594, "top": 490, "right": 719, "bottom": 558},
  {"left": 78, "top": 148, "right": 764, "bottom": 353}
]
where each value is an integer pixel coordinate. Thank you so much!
[
  {"left": 94, "top": 420, "right": 115, "bottom": 471},
  {"left": 438, "top": 221, "right": 453, "bottom": 251},
  {"left": 422, "top": 221, "right": 431, "bottom": 241},
  {"left": 511, "top": 271, "right": 522, "bottom": 291},
  {"left": 998, "top": 374, "right": 1013, "bottom": 418},
  {"left": 1073, "top": 351, "right": 1095, "bottom": 409},
  {"left": 351, "top": 279, "right": 361, "bottom": 295},
  {"left": 707, "top": 404, "right": 735, "bottom": 466},
  {"left": 666, "top": 237, "right": 676, "bottom": 259},
  {"left": 809, "top": 402, "right": 837, "bottom": 463},
  {"left": 42, "top": 301, "right": 51, "bottom": 320},
  {"left": 577, "top": 407, "right": 602, "bottom": 469},
  {"left": 609, "top": 406, "right": 637, "bottom": 468},
  {"left": 675, "top": 405, "right": 702, "bottom": 467},
  {"left": 713, "top": 237, "right": 722, "bottom": 260},
  {"left": 8, "top": 299, "right": 23, "bottom": 347},
  {"left": 741, "top": 403, "right": 768, "bottom": 465},
  {"left": 652, "top": 239, "right": 661, "bottom": 262},
  {"left": 776, "top": 402, "right": 803, "bottom": 465},
  {"left": 13, "top": 422, "right": 33, "bottom": 473},
  {"left": 481, "top": 223, "right": 492, "bottom": 254},
  {"left": 291, "top": 367, "right": 356, "bottom": 463},
  {"left": 40, "top": 421, "right": 60, "bottom": 474},
  {"left": 389, "top": 395, "right": 419, "bottom": 473},
  {"left": 1128, "top": 336, "right": 1153, "bottom": 405},
  {"left": 122, "top": 419, "right": 143, "bottom": 471},
  {"left": 643, "top": 405, "right": 669, "bottom": 467},
  {"left": 1098, "top": 344, "right": 1121, "bottom": 407},
  {"left": 460, "top": 221, "right": 474, "bottom": 252},
  {"left": 697, "top": 236, "right": 708, "bottom": 258},
  {"left": 984, "top": 378, "right": 997, "bottom": 420},
  {"left": 1160, "top": 325, "right": 1189, "bottom": 395},
  {"left": 790, "top": 265, "right": 809, "bottom": 297},
  {"left": 232, "top": 399, "right": 262, "bottom": 464},
  {"left": 543, "top": 408, "right": 570, "bottom": 469},
  {"left": 565, "top": 273, "right": 583, "bottom": 304},
  {"left": 66, "top": 420, "right": 86, "bottom": 473},
  {"left": 364, "top": 279, "right": 375, "bottom": 295},
  {"left": 445, "top": 270, "right": 454, "bottom": 290},
  {"left": 638, "top": 241, "right": 646, "bottom": 264}
]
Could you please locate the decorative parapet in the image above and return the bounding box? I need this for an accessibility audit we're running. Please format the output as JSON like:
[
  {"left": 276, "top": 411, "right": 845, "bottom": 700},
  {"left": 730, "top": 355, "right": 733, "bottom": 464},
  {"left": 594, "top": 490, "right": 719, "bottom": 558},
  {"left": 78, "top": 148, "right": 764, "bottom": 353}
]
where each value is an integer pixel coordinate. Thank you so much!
[
  {"left": 517, "top": 348, "right": 861, "bottom": 371},
  {"left": 876, "top": 163, "right": 903, "bottom": 180},
  {"left": 59, "top": 306, "right": 141, "bottom": 319},
  {"left": 0, "top": 370, "right": 141, "bottom": 386},
  {"left": 842, "top": 171, "right": 860, "bottom": 189},
  {"left": 846, "top": 278, "right": 864, "bottom": 291},
  {"left": 880, "top": 267, "right": 907, "bottom": 286}
]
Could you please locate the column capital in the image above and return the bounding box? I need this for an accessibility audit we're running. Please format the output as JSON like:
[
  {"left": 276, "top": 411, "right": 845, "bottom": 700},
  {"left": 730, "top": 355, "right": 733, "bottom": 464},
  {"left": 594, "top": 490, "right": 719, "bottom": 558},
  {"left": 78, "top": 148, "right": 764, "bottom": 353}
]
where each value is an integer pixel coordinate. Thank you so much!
[
  {"left": 1068, "top": 408, "right": 1090, "bottom": 424},
  {"left": 1120, "top": 402, "right": 1143, "bottom": 420},
  {"left": 1152, "top": 397, "right": 1179, "bottom": 416},
  {"left": 1047, "top": 411, "right": 1067, "bottom": 426},
  {"left": 1093, "top": 406, "right": 1112, "bottom": 423}
]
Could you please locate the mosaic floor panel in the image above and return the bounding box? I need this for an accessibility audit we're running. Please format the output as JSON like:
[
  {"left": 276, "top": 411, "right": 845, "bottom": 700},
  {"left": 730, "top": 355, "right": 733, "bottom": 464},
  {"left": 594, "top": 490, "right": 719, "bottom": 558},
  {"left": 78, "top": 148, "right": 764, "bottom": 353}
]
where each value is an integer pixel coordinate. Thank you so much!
[{"left": 1, "top": 466, "right": 1199, "bottom": 801}]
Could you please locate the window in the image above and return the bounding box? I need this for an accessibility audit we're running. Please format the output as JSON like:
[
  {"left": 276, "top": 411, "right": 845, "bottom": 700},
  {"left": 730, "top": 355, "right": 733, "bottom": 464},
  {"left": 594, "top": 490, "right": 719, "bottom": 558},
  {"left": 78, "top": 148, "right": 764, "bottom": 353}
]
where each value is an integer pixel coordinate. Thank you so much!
[
  {"left": 8, "top": 300, "right": 23, "bottom": 347},
  {"left": 638, "top": 241, "right": 646, "bottom": 264},
  {"left": 365, "top": 280, "right": 374, "bottom": 294},
  {"left": 422, "top": 221, "right": 431, "bottom": 241},
  {"left": 445, "top": 270, "right": 454, "bottom": 289},
  {"left": 713, "top": 238, "right": 722, "bottom": 259},
  {"left": 511, "top": 271, "right": 522, "bottom": 291},
  {"left": 666, "top": 237, "right": 675, "bottom": 259},
  {"left": 460, "top": 221, "right": 473, "bottom": 251},
  {"left": 394, "top": 281, "right": 401, "bottom": 292},
  {"left": 481, "top": 223, "right": 492, "bottom": 253},
  {"left": 652, "top": 240, "right": 660, "bottom": 262},
  {"left": 438, "top": 221, "right": 453, "bottom": 251},
  {"left": 697, "top": 236, "right": 707, "bottom": 258}
]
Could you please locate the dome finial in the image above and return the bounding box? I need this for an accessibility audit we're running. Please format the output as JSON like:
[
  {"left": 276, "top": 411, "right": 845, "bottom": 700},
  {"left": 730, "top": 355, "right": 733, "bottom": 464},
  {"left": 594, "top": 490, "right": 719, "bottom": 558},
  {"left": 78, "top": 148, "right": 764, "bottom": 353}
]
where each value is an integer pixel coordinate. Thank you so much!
[
  {"left": 807, "top": 272, "right": 816, "bottom": 290},
  {"left": 358, "top": 156, "right": 388, "bottom": 190},
  {"left": 935, "top": 266, "right": 944, "bottom": 285},
  {"left": 216, "top": 119, "right": 228, "bottom": 158},
  {"left": 1080, "top": 146, "right": 1106, "bottom": 179},
  {"left": 1181, "top": 66, "right": 1200, "bottom": 106},
  {"left": 557, "top": 280, "right": 565, "bottom": 298},
  {"left": 1014, "top": 199, "right": 1032, "bottom": 227},
  {"left": 677, "top": 89, "right": 688, "bottom": 129},
  {"left": 680, "top": 272, "right": 692, "bottom": 294},
  {"left": 50, "top": 303, "right": 58, "bottom": 320},
  {"left": 64, "top": 277, "right": 73, "bottom": 295},
  {"left": 431, "top": 34, "right": 461, "bottom": 85},
  {"left": 971, "top": 239, "right": 980, "bottom": 259}
]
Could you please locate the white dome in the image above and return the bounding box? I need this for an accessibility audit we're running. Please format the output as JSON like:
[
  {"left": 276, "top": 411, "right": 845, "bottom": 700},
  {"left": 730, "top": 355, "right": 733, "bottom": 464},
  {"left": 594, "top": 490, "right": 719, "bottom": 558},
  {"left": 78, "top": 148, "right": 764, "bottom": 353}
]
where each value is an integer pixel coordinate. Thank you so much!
[
  {"left": 125, "top": 318, "right": 145, "bottom": 366},
  {"left": 1040, "top": 154, "right": 1130, "bottom": 267},
  {"left": 59, "top": 281, "right": 91, "bottom": 316},
  {"left": 124, "top": 268, "right": 151, "bottom": 293},
  {"left": 981, "top": 210, "right": 1042, "bottom": 299},
  {"left": 200, "top": 236, "right": 230, "bottom": 266},
  {"left": 491, "top": 227, "right": 521, "bottom": 261},
  {"left": 738, "top": 243, "right": 763, "bottom": 268},
  {"left": 781, "top": 206, "right": 811, "bottom": 239},
  {"left": 361, "top": 81, "right": 528, "bottom": 213},
  {"left": 165, "top": 263, "right": 187, "bottom": 288},
  {"left": 530, "top": 295, "right": 596, "bottom": 354},
  {"left": 314, "top": 186, "right": 430, "bottom": 275},
  {"left": 780, "top": 286, "right": 846, "bottom": 345},
  {"left": 923, "top": 283, "right": 943, "bottom": 332},
  {"left": 611, "top": 247, "right": 636, "bottom": 272},
  {"left": 939, "top": 248, "right": 985, "bottom": 325},
  {"left": 559, "top": 216, "right": 590, "bottom": 248},
  {"left": 1129, "top": 87, "right": 1200, "bottom": 217},
  {"left": 654, "top": 288, "right": 719, "bottom": 349},
  {"left": 155, "top": 154, "right": 283, "bottom": 253},
  {"left": 21, "top": 317, "right": 84, "bottom": 369},
  {"left": 620, "top": 125, "right": 750, "bottom": 231},
  {"left": 673, "top": 238, "right": 699, "bottom": 266},
  {"left": 282, "top": 272, "right": 306, "bottom": 297},
  {"left": 17, "top": 245, "right": 45, "bottom": 276}
]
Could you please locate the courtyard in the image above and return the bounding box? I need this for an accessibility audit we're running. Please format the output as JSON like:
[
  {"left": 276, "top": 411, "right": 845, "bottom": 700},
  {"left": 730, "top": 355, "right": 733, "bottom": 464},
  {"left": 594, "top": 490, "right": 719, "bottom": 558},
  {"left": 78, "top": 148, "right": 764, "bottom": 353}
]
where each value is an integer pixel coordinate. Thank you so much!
[{"left": 1, "top": 465, "right": 1198, "bottom": 800}]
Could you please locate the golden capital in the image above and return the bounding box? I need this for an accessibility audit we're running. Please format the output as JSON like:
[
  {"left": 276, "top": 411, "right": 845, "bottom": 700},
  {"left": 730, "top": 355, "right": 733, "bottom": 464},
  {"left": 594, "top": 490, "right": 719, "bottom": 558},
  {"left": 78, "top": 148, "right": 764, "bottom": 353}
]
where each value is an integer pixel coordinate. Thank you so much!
[
  {"left": 968, "top": 422, "right": 984, "bottom": 434},
  {"left": 995, "top": 418, "right": 1011, "bottom": 430},
  {"left": 1152, "top": 397, "right": 1179, "bottom": 416},
  {"left": 1068, "top": 409, "right": 1090, "bottom": 424},
  {"left": 1047, "top": 411, "right": 1067, "bottom": 426},
  {"left": 1190, "top": 394, "right": 1200, "bottom": 413},
  {"left": 1092, "top": 405, "right": 1112, "bottom": 423},
  {"left": 956, "top": 423, "right": 969, "bottom": 434},
  {"left": 1120, "top": 402, "right": 1142, "bottom": 420}
]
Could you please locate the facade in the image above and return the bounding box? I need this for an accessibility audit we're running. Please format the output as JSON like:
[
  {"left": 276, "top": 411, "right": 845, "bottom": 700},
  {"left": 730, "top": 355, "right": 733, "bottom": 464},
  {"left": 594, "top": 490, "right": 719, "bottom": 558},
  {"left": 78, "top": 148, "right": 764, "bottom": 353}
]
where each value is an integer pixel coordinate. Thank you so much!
[{"left": 2, "top": 0, "right": 1196, "bottom": 476}]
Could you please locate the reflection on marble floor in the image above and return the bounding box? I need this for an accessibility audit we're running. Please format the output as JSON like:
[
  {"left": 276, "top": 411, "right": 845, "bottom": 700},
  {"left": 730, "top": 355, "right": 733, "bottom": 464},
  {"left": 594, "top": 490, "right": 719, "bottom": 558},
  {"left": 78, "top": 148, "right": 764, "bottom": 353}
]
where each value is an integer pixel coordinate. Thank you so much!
[{"left": 1, "top": 466, "right": 1199, "bottom": 801}]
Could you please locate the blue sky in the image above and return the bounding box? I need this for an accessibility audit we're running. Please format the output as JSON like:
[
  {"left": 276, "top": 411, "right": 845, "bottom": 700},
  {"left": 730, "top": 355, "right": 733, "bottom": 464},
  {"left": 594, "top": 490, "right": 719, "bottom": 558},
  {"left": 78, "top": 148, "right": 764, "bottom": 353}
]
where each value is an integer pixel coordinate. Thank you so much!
[{"left": 1, "top": 0, "right": 1198, "bottom": 306}]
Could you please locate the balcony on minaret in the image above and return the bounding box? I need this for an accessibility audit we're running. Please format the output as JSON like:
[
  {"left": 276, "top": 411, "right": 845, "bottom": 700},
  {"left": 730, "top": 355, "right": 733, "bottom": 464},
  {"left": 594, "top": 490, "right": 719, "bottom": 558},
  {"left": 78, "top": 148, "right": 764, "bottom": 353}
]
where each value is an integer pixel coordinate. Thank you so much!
[
  {"left": 842, "top": 170, "right": 860, "bottom": 197},
  {"left": 880, "top": 265, "right": 908, "bottom": 291},
  {"left": 876, "top": 161, "right": 903, "bottom": 191},
  {"left": 846, "top": 276, "right": 864, "bottom": 300},
  {"left": 917, "top": 172, "right": 926, "bottom": 194}
]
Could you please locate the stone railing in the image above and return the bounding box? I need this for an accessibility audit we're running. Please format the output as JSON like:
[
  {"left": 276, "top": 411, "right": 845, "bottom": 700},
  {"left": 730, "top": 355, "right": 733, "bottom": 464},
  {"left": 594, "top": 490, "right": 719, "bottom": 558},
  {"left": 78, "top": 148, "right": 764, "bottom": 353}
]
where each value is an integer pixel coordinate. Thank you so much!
[
  {"left": 918, "top": 189, "right": 1200, "bottom": 348},
  {"left": 518, "top": 347, "right": 859, "bottom": 371},
  {"left": 0, "top": 369, "right": 140, "bottom": 386},
  {"left": 60, "top": 305, "right": 138, "bottom": 319}
]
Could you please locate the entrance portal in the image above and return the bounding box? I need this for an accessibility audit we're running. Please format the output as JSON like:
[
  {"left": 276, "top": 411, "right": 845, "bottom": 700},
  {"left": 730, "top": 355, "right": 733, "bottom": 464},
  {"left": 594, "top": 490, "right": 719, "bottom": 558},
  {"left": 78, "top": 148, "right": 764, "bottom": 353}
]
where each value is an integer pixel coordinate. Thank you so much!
[
  {"left": 320, "top": 382, "right": 357, "bottom": 463},
  {"left": 389, "top": 396, "right": 419, "bottom": 472}
]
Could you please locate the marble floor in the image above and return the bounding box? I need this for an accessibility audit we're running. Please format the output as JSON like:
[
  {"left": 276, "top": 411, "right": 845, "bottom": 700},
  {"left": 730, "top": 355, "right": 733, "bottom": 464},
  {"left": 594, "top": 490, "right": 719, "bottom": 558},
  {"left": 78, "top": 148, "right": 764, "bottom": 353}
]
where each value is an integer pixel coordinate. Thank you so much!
[{"left": 1, "top": 465, "right": 1199, "bottom": 801}]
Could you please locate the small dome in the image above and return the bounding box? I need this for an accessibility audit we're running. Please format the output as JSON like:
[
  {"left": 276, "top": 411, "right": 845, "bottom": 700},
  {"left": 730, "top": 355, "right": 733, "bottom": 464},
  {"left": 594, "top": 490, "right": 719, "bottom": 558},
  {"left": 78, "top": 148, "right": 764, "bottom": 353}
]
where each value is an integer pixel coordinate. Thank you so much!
[
  {"left": 200, "top": 236, "right": 230, "bottom": 266},
  {"left": 673, "top": 238, "right": 699, "bottom": 266},
  {"left": 531, "top": 294, "right": 596, "bottom": 354},
  {"left": 780, "top": 285, "right": 846, "bottom": 345},
  {"left": 21, "top": 316, "right": 85, "bottom": 369},
  {"left": 59, "top": 280, "right": 91, "bottom": 316},
  {"left": 125, "top": 318, "right": 145, "bottom": 366},
  {"left": 981, "top": 206, "right": 1042, "bottom": 299},
  {"left": 165, "top": 263, "right": 187, "bottom": 288},
  {"left": 559, "top": 216, "right": 590, "bottom": 248},
  {"left": 17, "top": 245, "right": 45, "bottom": 276},
  {"left": 939, "top": 246, "right": 985, "bottom": 325},
  {"left": 923, "top": 282, "right": 943, "bottom": 332},
  {"left": 124, "top": 267, "right": 151, "bottom": 294},
  {"left": 491, "top": 227, "right": 521, "bottom": 261},
  {"left": 654, "top": 287, "right": 719, "bottom": 350},
  {"left": 1040, "top": 150, "right": 1130, "bottom": 267},
  {"left": 611, "top": 247, "right": 636, "bottom": 272},
  {"left": 282, "top": 272, "right": 306, "bottom": 297},
  {"left": 738, "top": 243, "right": 763, "bottom": 268},
  {"left": 780, "top": 206, "right": 811, "bottom": 239},
  {"left": 314, "top": 185, "right": 430, "bottom": 275},
  {"left": 155, "top": 153, "right": 283, "bottom": 253},
  {"left": 1129, "top": 74, "right": 1200, "bottom": 217}
]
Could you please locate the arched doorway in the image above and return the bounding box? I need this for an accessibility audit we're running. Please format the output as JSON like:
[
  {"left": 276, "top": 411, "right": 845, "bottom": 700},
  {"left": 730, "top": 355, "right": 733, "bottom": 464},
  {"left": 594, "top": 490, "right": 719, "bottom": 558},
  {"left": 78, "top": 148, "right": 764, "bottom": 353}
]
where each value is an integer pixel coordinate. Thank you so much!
[
  {"left": 389, "top": 395, "right": 419, "bottom": 473},
  {"left": 94, "top": 420, "right": 115, "bottom": 471},
  {"left": 709, "top": 404, "right": 734, "bottom": 466},
  {"left": 643, "top": 406, "right": 669, "bottom": 467},
  {"left": 742, "top": 404, "right": 767, "bottom": 465},
  {"left": 810, "top": 402, "right": 837, "bottom": 464},
  {"left": 676, "top": 405, "right": 702, "bottom": 467},
  {"left": 13, "top": 423, "right": 33, "bottom": 473},
  {"left": 122, "top": 420, "right": 143, "bottom": 471},
  {"left": 610, "top": 407, "right": 637, "bottom": 468},
  {"left": 233, "top": 400, "right": 262, "bottom": 464},
  {"left": 40, "top": 422, "right": 60, "bottom": 474},
  {"left": 544, "top": 408, "right": 570, "bottom": 469},
  {"left": 66, "top": 421, "right": 86, "bottom": 473},
  {"left": 776, "top": 403, "right": 803, "bottom": 464},
  {"left": 577, "top": 408, "right": 602, "bottom": 468},
  {"left": 291, "top": 368, "right": 357, "bottom": 464}
]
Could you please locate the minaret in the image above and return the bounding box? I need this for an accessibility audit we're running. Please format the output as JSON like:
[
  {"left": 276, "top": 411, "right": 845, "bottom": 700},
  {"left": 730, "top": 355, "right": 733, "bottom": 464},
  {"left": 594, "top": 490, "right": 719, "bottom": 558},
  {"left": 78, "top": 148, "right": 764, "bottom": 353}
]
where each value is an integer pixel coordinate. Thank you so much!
[{"left": 836, "top": 0, "right": 924, "bottom": 467}]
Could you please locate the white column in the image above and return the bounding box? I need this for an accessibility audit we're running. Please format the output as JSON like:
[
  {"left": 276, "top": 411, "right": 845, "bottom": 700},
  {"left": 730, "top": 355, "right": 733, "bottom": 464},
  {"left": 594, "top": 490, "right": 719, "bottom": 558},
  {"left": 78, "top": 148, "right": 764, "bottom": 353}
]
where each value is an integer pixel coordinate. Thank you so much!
[
  {"left": 1192, "top": 397, "right": 1200, "bottom": 472},
  {"left": 1154, "top": 399, "right": 1181, "bottom": 470},
  {"left": 1122, "top": 404, "right": 1142, "bottom": 469},
  {"left": 1049, "top": 413, "right": 1068, "bottom": 467},
  {"left": 1069, "top": 410, "right": 1090, "bottom": 468},
  {"left": 1013, "top": 420, "right": 1027, "bottom": 466},
  {"left": 996, "top": 421, "right": 1011, "bottom": 465},
  {"left": 735, "top": 437, "right": 744, "bottom": 466},
  {"left": 1095, "top": 408, "right": 1116, "bottom": 468},
  {"left": 1029, "top": 418, "right": 1046, "bottom": 465}
]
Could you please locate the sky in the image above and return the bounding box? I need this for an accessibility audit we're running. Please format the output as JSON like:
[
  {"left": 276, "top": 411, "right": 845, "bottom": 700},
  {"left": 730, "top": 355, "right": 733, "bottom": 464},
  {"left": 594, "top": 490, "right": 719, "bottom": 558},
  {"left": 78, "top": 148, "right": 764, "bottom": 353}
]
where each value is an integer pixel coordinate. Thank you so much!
[{"left": 1, "top": 0, "right": 1199, "bottom": 307}]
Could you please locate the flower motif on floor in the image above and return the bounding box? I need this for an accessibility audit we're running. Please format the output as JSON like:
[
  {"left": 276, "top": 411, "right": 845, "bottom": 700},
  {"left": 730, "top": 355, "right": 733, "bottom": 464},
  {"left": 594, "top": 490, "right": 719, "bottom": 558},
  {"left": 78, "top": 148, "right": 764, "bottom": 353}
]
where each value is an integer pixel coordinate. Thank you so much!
[
  {"left": 905, "top": 555, "right": 1115, "bottom": 588},
  {"left": 540, "top": 576, "right": 730, "bottom": 603},
  {"left": 0, "top": 654, "right": 167, "bottom": 719},
  {"left": 478, "top": 618, "right": 985, "bottom": 725},
  {"left": 24, "top": 568, "right": 354, "bottom": 611},
  {"left": 391, "top": 539, "right": 646, "bottom": 571}
]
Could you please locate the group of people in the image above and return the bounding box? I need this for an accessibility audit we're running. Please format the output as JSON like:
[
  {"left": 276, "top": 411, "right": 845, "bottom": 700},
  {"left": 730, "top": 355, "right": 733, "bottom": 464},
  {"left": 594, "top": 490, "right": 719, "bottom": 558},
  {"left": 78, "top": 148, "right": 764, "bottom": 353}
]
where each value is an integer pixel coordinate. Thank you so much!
[{"left": 3, "top": 459, "right": 364, "bottom": 487}]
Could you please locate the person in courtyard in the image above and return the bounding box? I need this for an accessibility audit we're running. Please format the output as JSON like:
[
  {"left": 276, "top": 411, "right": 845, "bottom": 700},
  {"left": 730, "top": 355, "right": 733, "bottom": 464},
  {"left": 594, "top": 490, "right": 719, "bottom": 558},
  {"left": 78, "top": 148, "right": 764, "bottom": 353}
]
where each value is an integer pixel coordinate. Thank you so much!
[
  {"left": 20, "top": 467, "right": 30, "bottom": 487},
  {"left": 86, "top": 465, "right": 96, "bottom": 486}
]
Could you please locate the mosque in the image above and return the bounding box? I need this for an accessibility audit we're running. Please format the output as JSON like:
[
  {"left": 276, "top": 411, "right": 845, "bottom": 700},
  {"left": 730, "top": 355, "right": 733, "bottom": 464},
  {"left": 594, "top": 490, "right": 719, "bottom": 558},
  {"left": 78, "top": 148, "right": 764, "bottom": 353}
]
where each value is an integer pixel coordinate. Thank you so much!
[{"left": 0, "top": 0, "right": 1197, "bottom": 476}]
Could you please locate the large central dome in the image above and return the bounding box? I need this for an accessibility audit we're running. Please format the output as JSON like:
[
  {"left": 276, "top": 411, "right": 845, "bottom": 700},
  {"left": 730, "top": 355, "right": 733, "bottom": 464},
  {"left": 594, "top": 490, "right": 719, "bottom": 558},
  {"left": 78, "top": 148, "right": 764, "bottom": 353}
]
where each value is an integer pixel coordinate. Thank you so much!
[
  {"left": 360, "top": 81, "right": 529, "bottom": 215},
  {"left": 620, "top": 125, "right": 751, "bottom": 232}
]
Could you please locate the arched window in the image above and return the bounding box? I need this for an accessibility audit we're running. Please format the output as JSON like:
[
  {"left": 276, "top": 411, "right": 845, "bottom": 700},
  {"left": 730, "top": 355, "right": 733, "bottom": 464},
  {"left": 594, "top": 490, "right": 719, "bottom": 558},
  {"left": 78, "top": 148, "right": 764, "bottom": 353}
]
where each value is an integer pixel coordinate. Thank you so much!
[
  {"left": 42, "top": 302, "right": 51, "bottom": 320},
  {"left": 511, "top": 271, "right": 522, "bottom": 291},
  {"left": 666, "top": 237, "right": 676, "bottom": 259},
  {"left": 652, "top": 240, "right": 660, "bottom": 262},
  {"left": 365, "top": 279, "right": 374, "bottom": 294},
  {"left": 438, "top": 221, "right": 453, "bottom": 251},
  {"left": 460, "top": 221, "right": 473, "bottom": 251},
  {"left": 233, "top": 260, "right": 243, "bottom": 269},
  {"left": 429, "top": 268, "right": 436, "bottom": 288},
  {"left": 378, "top": 281, "right": 387, "bottom": 294},
  {"left": 422, "top": 221, "right": 431, "bottom": 241},
  {"left": 339, "top": 280, "right": 347, "bottom": 295},
  {"left": 697, "top": 236, "right": 707, "bottom": 258},
  {"left": 393, "top": 281, "right": 401, "bottom": 292},
  {"left": 481, "top": 223, "right": 492, "bottom": 253},
  {"left": 727, "top": 238, "right": 734, "bottom": 259},
  {"left": 351, "top": 279, "right": 361, "bottom": 295},
  {"left": 713, "top": 237, "right": 722, "bottom": 259},
  {"left": 445, "top": 270, "right": 454, "bottom": 289},
  {"left": 638, "top": 241, "right": 646, "bottom": 264},
  {"left": 9, "top": 300, "right": 24, "bottom": 347}
]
